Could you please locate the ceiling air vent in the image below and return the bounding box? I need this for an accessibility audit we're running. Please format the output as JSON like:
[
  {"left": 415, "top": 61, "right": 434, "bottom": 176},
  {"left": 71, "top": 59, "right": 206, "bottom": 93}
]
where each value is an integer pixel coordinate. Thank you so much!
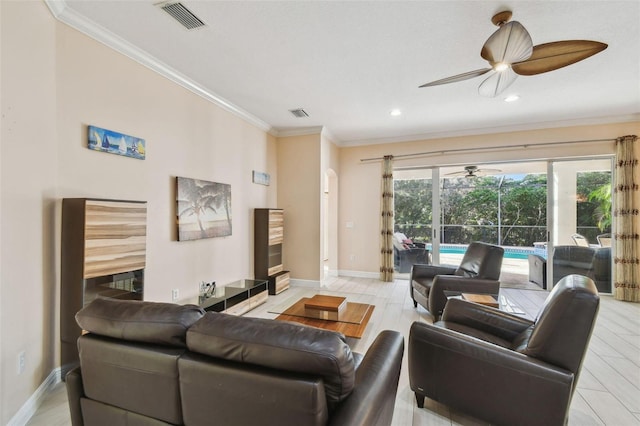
[
  {"left": 159, "top": 2, "right": 206, "bottom": 30},
  {"left": 289, "top": 108, "right": 309, "bottom": 118}
]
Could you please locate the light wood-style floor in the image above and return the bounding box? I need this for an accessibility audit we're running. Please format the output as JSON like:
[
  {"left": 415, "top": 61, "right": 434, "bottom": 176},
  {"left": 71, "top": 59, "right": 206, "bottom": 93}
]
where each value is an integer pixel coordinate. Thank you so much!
[{"left": 26, "top": 277, "right": 640, "bottom": 426}]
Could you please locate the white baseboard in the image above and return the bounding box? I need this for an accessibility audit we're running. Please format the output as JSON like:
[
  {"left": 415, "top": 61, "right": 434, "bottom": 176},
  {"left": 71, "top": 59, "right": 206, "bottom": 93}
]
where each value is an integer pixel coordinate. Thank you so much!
[
  {"left": 290, "top": 279, "right": 321, "bottom": 288},
  {"left": 8, "top": 367, "right": 62, "bottom": 426},
  {"left": 325, "top": 269, "right": 339, "bottom": 277},
  {"left": 337, "top": 270, "right": 380, "bottom": 279}
]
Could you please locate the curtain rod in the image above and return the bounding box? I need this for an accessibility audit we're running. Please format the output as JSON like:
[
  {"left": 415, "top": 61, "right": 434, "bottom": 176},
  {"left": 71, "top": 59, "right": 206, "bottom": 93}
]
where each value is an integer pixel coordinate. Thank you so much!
[{"left": 359, "top": 138, "right": 614, "bottom": 162}]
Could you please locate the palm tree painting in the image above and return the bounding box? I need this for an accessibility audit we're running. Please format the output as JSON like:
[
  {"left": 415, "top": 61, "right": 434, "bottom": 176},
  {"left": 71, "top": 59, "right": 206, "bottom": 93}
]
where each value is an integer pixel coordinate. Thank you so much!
[{"left": 176, "top": 177, "right": 232, "bottom": 241}]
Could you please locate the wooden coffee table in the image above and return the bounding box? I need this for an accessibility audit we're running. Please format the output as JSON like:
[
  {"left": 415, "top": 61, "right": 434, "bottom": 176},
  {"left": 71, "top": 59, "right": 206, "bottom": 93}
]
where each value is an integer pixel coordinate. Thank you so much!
[
  {"left": 444, "top": 291, "right": 525, "bottom": 315},
  {"left": 274, "top": 295, "right": 374, "bottom": 339}
]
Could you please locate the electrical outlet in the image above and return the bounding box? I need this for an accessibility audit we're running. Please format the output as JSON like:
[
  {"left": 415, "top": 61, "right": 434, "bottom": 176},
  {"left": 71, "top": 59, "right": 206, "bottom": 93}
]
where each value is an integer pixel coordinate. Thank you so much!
[
  {"left": 172, "top": 288, "right": 179, "bottom": 301},
  {"left": 17, "top": 351, "right": 25, "bottom": 375},
  {"left": 350, "top": 254, "right": 356, "bottom": 261}
]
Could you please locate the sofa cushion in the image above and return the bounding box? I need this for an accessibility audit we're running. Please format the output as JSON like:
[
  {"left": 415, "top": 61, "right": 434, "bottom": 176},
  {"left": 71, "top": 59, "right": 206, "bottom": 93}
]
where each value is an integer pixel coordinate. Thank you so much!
[
  {"left": 76, "top": 298, "right": 205, "bottom": 347},
  {"left": 186, "top": 312, "right": 356, "bottom": 404},
  {"left": 78, "top": 336, "right": 185, "bottom": 424},
  {"left": 411, "top": 280, "right": 431, "bottom": 298}
]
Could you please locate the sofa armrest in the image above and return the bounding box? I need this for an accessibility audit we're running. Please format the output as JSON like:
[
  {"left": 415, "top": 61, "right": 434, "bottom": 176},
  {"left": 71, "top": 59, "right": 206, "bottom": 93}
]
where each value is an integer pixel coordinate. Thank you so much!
[
  {"left": 65, "top": 367, "right": 85, "bottom": 426},
  {"left": 428, "top": 275, "right": 501, "bottom": 320},
  {"left": 411, "top": 264, "right": 456, "bottom": 281},
  {"left": 408, "top": 322, "right": 574, "bottom": 426},
  {"left": 328, "top": 330, "right": 404, "bottom": 426},
  {"left": 441, "top": 298, "right": 534, "bottom": 341}
]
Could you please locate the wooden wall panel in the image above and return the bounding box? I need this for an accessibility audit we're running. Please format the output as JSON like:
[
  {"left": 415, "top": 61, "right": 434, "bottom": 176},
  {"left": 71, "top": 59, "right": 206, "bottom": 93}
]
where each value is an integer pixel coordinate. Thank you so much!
[
  {"left": 83, "top": 200, "right": 147, "bottom": 279},
  {"left": 268, "top": 210, "right": 284, "bottom": 245}
]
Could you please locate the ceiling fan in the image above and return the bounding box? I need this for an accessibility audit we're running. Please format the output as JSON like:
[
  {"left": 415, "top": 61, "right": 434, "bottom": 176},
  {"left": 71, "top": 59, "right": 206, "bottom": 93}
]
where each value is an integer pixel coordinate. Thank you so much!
[
  {"left": 446, "top": 165, "right": 502, "bottom": 178},
  {"left": 419, "top": 10, "right": 608, "bottom": 97}
]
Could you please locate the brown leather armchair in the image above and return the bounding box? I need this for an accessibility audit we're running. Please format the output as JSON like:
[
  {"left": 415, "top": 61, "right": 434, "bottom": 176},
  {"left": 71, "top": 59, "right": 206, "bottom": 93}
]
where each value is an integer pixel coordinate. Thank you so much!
[
  {"left": 409, "top": 274, "right": 599, "bottom": 426},
  {"left": 409, "top": 242, "right": 504, "bottom": 320}
]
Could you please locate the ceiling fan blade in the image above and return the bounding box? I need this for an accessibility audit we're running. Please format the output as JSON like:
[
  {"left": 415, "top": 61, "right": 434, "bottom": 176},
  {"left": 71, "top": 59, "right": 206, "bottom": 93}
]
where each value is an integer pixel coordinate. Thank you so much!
[
  {"left": 481, "top": 21, "right": 533, "bottom": 65},
  {"left": 476, "top": 168, "right": 503, "bottom": 174},
  {"left": 512, "top": 40, "right": 608, "bottom": 75},
  {"left": 478, "top": 67, "right": 518, "bottom": 97},
  {"left": 419, "top": 68, "right": 492, "bottom": 88},
  {"left": 445, "top": 170, "right": 471, "bottom": 177}
]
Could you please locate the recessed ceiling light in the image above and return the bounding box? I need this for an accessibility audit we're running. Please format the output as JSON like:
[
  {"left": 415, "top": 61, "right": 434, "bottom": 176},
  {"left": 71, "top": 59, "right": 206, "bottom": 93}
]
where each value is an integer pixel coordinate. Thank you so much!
[
  {"left": 504, "top": 95, "right": 520, "bottom": 102},
  {"left": 390, "top": 109, "right": 402, "bottom": 117}
]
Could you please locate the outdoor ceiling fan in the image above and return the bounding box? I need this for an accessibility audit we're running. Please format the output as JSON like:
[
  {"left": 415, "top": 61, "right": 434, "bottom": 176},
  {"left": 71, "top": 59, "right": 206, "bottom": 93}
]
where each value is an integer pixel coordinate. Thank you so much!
[
  {"left": 419, "top": 10, "right": 608, "bottom": 97},
  {"left": 446, "top": 165, "right": 502, "bottom": 178}
]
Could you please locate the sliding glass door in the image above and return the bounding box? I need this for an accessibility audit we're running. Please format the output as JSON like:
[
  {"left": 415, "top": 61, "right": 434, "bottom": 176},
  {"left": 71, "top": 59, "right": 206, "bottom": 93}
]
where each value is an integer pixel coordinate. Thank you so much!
[
  {"left": 548, "top": 158, "right": 614, "bottom": 291},
  {"left": 393, "top": 169, "right": 435, "bottom": 274},
  {"left": 394, "top": 157, "right": 614, "bottom": 292}
]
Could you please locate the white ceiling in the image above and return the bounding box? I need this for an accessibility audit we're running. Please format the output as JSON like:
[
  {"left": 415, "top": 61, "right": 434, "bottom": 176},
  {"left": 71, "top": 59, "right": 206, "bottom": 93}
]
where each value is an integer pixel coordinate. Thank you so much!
[{"left": 50, "top": 1, "right": 640, "bottom": 145}]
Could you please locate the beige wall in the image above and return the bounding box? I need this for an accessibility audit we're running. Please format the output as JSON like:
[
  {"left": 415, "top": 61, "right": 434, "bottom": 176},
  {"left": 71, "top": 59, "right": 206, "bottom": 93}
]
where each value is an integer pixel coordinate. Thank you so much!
[
  {"left": 338, "top": 122, "right": 640, "bottom": 275},
  {"left": 277, "top": 133, "right": 322, "bottom": 282},
  {"left": 273, "top": 130, "right": 340, "bottom": 283},
  {"left": 1, "top": 2, "right": 276, "bottom": 423},
  {"left": 1, "top": 1, "right": 59, "bottom": 421}
]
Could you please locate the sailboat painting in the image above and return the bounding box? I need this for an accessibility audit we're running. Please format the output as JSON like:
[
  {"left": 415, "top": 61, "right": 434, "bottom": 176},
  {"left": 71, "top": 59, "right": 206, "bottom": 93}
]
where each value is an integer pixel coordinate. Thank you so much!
[{"left": 87, "top": 125, "right": 146, "bottom": 160}]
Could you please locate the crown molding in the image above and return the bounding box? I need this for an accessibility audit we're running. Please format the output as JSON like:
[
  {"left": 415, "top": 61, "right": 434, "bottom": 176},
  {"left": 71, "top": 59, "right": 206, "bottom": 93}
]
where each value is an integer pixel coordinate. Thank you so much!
[
  {"left": 44, "top": 0, "right": 274, "bottom": 134},
  {"left": 274, "top": 126, "right": 324, "bottom": 138},
  {"left": 339, "top": 113, "right": 640, "bottom": 147}
]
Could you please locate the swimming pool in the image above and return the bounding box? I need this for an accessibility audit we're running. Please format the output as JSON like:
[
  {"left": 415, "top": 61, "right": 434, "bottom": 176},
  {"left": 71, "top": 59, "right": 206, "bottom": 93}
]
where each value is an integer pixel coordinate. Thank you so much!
[{"left": 425, "top": 244, "right": 535, "bottom": 260}]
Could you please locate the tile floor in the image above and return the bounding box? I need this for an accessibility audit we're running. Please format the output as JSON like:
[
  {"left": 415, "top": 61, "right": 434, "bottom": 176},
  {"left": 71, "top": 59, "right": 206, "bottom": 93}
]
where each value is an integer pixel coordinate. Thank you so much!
[{"left": 25, "top": 276, "right": 640, "bottom": 426}]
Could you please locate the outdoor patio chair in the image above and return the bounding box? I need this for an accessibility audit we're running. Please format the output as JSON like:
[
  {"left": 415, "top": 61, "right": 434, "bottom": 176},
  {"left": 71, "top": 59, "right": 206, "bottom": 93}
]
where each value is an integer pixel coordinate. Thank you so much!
[
  {"left": 571, "top": 233, "right": 590, "bottom": 247},
  {"left": 553, "top": 245, "right": 611, "bottom": 293},
  {"left": 409, "top": 242, "right": 504, "bottom": 321},
  {"left": 527, "top": 253, "right": 547, "bottom": 289},
  {"left": 393, "top": 232, "right": 430, "bottom": 273},
  {"left": 597, "top": 233, "right": 611, "bottom": 247}
]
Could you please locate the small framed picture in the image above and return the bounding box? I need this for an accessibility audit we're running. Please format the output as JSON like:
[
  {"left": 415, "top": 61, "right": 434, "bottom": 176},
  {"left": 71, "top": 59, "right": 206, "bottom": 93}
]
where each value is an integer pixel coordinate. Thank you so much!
[
  {"left": 252, "top": 170, "right": 270, "bottom": 186},
  {"left": 87, "top": 125, "right": 145, "bottom": 160}
]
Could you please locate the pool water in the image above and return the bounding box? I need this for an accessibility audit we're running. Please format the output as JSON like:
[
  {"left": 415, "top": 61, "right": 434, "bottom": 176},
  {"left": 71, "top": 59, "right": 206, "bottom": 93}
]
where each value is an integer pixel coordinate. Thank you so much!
[{"left": 426, "top": 244, "right": 533, "bottom": 260}]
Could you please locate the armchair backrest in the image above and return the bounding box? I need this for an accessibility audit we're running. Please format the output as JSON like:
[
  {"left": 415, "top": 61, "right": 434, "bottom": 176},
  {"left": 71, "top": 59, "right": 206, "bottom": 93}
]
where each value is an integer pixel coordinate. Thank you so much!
[
  {"left": 455, "top": 242, "right": 504, "bottom": 280},
  {"left": 520, "top": 275, "right": 599, "bottom": 375}
]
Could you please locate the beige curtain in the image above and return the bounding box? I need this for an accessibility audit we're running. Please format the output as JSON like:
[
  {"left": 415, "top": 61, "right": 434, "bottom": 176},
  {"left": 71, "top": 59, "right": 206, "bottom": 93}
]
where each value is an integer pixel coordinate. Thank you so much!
[
  {"left": 614, "top": 135, "right": 639, "bottom": 301},
  {"left": 380, "top": 155, "right": 394, "bottom": 282}
]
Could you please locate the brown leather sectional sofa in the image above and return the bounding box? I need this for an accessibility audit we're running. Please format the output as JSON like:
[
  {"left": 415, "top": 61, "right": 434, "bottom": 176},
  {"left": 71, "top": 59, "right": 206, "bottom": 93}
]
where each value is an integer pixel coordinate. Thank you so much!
[{"left": 66, "top": 298, "right": 404, "bottom": 426}]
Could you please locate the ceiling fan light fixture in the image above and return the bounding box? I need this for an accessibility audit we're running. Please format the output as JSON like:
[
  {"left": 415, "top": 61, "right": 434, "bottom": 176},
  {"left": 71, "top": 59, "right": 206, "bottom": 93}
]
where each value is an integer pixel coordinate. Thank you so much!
[
  {"left": 419, "top": 11, "right": 607, "bottom": 98},
  {"left": 390, "top": 109, "right": 402, "bottom": 117}
]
